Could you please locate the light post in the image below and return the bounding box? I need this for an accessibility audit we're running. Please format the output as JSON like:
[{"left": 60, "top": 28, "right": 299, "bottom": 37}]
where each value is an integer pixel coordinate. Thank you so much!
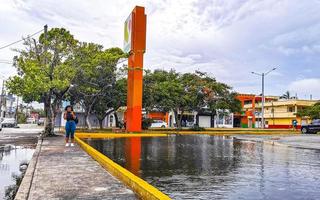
[{"left": 251, "top": 67, "right": 277, "bottom": 129}]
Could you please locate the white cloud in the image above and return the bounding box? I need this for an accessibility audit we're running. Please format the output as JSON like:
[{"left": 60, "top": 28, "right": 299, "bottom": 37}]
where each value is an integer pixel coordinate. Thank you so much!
[
  {"left": 0, "top": 0, "right": 320, "bottom": 100},
  {"left": 288, "top": 78, "right": 320, "bottom": 100}
]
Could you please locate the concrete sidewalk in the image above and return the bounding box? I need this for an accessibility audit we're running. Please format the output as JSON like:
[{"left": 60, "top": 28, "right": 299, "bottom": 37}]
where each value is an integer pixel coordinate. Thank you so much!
[
  {"left": 234, "top": 134, "right": 320, "bottom": 150},
  {"left": 15, "top": 135, "right": 137, "bottom": 200}
]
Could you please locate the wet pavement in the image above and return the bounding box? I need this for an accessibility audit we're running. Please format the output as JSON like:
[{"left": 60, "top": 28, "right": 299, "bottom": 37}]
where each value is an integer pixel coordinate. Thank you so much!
[
  {"left": 0, "top": 124, "right": 41, "bottom": 145},
  {"left": 0, "top": 144, "right": 36, "bottom": 199},
  {"left": 87, "top": 135, "right": 320, "bottom": 200},
  {"left": 234, "top": 134, "right": 320, "bottom": 150},
  {"left": 16, "top": 135, "right": 136, "bottom": 200}
]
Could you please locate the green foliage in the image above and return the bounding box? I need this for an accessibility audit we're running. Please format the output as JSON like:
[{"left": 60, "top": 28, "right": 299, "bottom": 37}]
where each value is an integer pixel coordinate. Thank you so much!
[
  {"left": 6, "top": 27, "right": 78, "bottom": 136},
  {"left": 31, "top": 108, "right": 45, "bottom": 117},
  {"left": 6, "top": 28, "right": 78, "bottom": 103},
  {"left": 189, "top": 124, "right": 205, "bottom": 131},
  {"left": 69, "top": 43, "right": 127, "bottom": 129},
  {"left": 143, "top": 69, "right": 241, "bottom": 128},
  {"left": 17, "top": 112, "right": 27, "bottom": 124},
  {"left": 297, "top": 102, "right": 320, "bottom": 119}
]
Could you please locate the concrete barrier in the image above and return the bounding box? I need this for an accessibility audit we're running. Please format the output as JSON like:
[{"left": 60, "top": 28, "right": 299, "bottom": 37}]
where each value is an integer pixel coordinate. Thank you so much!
[
  {"left": 75, "top": 136, "right": 171, "bottom": 200},
  {"left": 76, "top": 132, "right": 168, "bottom": 139}
]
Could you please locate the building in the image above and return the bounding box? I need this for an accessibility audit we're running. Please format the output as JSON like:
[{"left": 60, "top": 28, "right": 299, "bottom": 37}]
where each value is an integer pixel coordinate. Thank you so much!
[
  {"left": 148, "top": 109, "right": 234, "bottom": 128},
  {"left": 238, "top": 94, "right": 318, "bottom": 129},
  {"left": 251, "top": 99, "right": 318, "bottom": 129},
  {"left": 236, "top": 94, "right": 278, "bottom": 128}
]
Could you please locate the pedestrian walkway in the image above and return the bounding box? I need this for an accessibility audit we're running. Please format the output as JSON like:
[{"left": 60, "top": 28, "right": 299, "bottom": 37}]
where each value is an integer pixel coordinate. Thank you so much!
[{"left": 15, "top": 135, "right": 137, "bottom": 200}]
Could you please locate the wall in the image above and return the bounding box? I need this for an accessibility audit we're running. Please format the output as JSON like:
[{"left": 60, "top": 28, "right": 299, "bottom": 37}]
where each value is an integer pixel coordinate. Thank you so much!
[{"left": 56, "top": 112, "right": 116, "bottom": 128}]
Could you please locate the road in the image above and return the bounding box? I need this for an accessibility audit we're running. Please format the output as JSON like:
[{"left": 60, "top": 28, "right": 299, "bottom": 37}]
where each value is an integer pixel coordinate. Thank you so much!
[
  {"left": 234, "top": 134, "right": 320, "bottom": 150},
  {"left": 0, "top": 124, "right": 42, "bottom": 145}
]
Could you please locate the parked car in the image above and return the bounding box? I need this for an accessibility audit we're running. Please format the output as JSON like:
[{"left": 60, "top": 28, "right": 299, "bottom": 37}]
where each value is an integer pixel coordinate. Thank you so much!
[
  {"left": 150, "top": 120, "right": 168, "bottom": 128},
  {"left": 2, "top": 118, "right": 17, "bottom": 128},
  {"left": 301, "top": 119, "right": 320, "bottom": 134},
  {"left": 26, "top": 117, "right": 36, "bottom": 124},
  {"left": 37, "top": 118, "right": 45, "bottom": 126}
]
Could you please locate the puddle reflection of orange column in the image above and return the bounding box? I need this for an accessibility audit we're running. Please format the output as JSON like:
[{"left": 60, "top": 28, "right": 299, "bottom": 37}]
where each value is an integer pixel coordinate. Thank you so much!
[{"left": 125, "top": 137, "right": 141, "bottom": 176}]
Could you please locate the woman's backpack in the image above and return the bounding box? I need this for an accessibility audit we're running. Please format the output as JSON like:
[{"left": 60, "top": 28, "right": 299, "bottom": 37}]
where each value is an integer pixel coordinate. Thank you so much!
[{"left": 74, "top": 117, "right": 79, "bottom": 124}]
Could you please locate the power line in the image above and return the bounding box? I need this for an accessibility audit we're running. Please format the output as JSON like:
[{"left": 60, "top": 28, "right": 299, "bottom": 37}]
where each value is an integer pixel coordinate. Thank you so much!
[
  {"left": 0, "top": 61, "right": 13, "bottom": 64},
  {"left": 0, "top": 28, "right": 44, "bottom": 50}
]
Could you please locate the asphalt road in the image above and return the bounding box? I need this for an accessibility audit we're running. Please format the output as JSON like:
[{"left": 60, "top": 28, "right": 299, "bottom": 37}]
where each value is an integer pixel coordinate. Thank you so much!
[{"left": 0, "top": 124, "right": 42, "bottom": 145}]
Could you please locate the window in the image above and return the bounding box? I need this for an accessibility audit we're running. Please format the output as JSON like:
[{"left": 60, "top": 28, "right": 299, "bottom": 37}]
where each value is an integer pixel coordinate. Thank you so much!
[
  {"left": 287, "top": 106, "right": 294, "bottom": 112},
  {"left": 225, "top": 115, "right": 233, "bottom": 125}
]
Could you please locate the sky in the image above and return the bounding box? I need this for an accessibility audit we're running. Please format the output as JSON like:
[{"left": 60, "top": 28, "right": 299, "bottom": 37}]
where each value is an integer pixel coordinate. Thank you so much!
[{"left": 0, "top": 0, "right": 320, "bottom": 100}]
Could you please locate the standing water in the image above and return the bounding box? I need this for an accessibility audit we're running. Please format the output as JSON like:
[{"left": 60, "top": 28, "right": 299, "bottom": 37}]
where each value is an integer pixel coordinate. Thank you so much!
[
  {"left": 87, "top": 135, "right": 320, "bottom": 200},
  {"left": 0, "top": 145, "right": 35, "bottom": 199}
]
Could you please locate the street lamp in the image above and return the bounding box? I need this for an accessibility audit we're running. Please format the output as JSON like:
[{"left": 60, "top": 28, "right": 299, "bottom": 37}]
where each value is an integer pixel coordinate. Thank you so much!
[{"left": 251, "top": 67, "right": 277, "bottom": 129}]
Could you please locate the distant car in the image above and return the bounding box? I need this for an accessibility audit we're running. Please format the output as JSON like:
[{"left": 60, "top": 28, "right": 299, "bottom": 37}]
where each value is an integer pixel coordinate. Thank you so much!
[
  {"left": 150, "top": 120, "right": 168, "bottom": 128},
  {"left": 301, "top": 119, "right": 320, "bottom": 134},
  {"left": 2, "top": 118, "right": 16, "bottom": 128},
  {"left": 37, "top": 118, "right": 45, "bottom": 126},
  {"left": 186, "top": 121, "right": 194, "bottom": 127},
  {"left": 26, "top": 117, "right": 36, "bottom": 124}
]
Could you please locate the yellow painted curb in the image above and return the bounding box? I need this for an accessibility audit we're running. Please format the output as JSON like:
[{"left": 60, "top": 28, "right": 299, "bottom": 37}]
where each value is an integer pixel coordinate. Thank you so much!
[
  {"left": 75, "top": 136, "right": 171, "bottom": 200},
  {"left": 76, "top": 133, "right": 168, "bottom": 139}
]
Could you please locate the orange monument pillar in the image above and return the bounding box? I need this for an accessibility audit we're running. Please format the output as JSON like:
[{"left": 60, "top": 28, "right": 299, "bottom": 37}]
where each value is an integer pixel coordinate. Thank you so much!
[{"left": 124, "top": 6, "right": 146, "bottom": 132}]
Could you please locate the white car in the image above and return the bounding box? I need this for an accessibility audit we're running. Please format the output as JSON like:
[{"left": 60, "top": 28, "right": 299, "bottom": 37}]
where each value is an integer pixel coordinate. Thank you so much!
[
  {"left": 150, "top": 120, "right": 168, "bottom": 128},
  {"left": 26, "top": 117, "right": 36, "bottom": 124},
  {"left": 1, "top": 118, "right": 16, "bottom": 128}
]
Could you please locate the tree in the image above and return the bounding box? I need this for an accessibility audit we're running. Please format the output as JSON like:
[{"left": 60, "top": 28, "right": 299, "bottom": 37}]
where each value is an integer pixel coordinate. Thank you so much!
[
  {"left": 92, "top": 77, "right": 127, "bottom": 129},
  {"left": 69, "top": 44, "right": 126, "bottom": 129},
  {"left": 142, "top": 69, "right": 241, "bottom": 129},
  {"left": 281, "top": 91, "right": 291, "bottom": 99},
  {"left": 297, "top": 102, "right": 320, "bottom": 119},
  {"left": 280, "top": 91, "right": 298, "bottom": 100},
  {"left": 6, "top": 28, "right": 78, "bottom": 136}
]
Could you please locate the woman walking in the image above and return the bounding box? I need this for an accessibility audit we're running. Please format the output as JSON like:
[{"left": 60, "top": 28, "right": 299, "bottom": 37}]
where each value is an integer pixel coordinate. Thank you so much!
[{"left": 64, "top": 105, "right": 77, "bottom": 147}]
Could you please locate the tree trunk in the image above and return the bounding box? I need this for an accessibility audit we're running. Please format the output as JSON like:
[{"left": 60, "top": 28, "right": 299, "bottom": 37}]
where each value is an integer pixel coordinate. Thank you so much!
[
  {"left": 98, "top": 119, "right": 103, "bottom": 129},
  {"left": 179, "top": 110, "right": 184, "bottom": 128},
  {"left": 43, "top": 92, "right": 54, "bottom": 137},
  {"left": 85, "top": 111, "right": 92, "bottom": 130},
  {"left": 95, "top": 109, "right": 114, "bottom": 130},
  {"left": 174, "top": 109, "right": 181, "bottom": 129},
  {"left": 114, "top": 112, "right": 119, "bottom": 127}
]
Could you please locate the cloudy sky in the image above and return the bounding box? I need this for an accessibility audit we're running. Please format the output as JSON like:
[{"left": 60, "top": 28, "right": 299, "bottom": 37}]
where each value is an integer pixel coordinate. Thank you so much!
[{"left": 1, "top": 0, "right": 320, "bottom": 99}]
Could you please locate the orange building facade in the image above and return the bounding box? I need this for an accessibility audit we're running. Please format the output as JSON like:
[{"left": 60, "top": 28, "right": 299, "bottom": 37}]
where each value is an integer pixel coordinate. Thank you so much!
[{"left": 236, "top": 94, "right": 278, "bottom": 128}]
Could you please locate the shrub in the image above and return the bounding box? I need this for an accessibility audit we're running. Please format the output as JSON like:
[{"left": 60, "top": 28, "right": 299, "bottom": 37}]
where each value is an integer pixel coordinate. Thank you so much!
[{"left": 189, "top": 124, "right": 205, "bottom": 131}]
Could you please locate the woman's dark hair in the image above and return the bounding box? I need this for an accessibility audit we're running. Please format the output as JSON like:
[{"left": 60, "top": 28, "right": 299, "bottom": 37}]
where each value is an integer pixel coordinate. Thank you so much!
[{"left": 64, "top": 105, "right": 73, "bottom": 111}]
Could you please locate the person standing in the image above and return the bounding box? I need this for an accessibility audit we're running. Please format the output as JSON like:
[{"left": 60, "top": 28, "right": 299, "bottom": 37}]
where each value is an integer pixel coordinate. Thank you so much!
[{"left": 64, "top": 105, "right": 77, "bottom": 147}]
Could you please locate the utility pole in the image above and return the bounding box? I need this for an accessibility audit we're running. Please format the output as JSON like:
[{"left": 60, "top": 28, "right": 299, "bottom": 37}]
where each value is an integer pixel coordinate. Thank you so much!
[
  {"left": 262, "top": 73, "right": 264, "bottom": 129},
  {"left": 252, "top": 67, "right": 277, "bottom": 129},
  {"left": 15, "top": 96, "right": 19, "bottom": 126},
  {"left": 0, "top": 80, "right": 5, "bottom": 118}
]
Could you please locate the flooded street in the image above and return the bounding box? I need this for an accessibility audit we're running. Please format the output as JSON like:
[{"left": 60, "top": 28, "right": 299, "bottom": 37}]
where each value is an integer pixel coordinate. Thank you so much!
[
  {"left": 0, "top": 145, "right": 35, "bottom": 199},
  {"left": 87, "top": 135, "right": 320, "bottom": 200}
]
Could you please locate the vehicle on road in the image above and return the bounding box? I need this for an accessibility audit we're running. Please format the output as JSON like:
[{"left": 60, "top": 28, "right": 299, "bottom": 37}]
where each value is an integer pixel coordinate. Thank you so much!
[
  {"left": 37, "top": 118, "right": 45, "bottom": 126},
  {"left": 150, "top": 120, "right": 168, "bottom": 128},
  {"left": 301, "top": 119, "right": 320, "bottom": 134},
  {"left": 26, "top": 117, "right": 36, "bottom": 124},
  {"left": 2, "top": 118, "right": 17, "bottom": 128}
]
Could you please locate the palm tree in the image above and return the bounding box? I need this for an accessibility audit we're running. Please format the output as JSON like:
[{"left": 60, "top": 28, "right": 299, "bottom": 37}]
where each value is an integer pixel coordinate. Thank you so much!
[{"left": 281, "top": 91, "right": 291, "bottom": 99}]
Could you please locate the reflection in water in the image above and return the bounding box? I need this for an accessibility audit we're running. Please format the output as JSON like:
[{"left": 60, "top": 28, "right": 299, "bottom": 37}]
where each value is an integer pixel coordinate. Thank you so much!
[
  {"left": 0, "top": 145, "right": 35, "bottom": 199},
  {"left": 87, "top": 135, "right": 320, "bottom": 200}
]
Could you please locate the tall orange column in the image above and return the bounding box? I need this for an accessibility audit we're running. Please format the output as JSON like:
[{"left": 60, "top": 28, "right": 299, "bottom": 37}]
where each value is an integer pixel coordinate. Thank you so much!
[{"left": 126, "top": 6, "right": 146, "bottom": 132}]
